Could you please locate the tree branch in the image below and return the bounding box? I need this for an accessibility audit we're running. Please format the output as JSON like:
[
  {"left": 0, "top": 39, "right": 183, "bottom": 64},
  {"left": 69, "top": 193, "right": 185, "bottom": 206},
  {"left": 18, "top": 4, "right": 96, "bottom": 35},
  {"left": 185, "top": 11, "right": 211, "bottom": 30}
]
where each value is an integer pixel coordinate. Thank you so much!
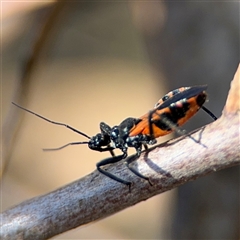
[{"left": 1, "top": 65, "right": 239, "bottom": 240}]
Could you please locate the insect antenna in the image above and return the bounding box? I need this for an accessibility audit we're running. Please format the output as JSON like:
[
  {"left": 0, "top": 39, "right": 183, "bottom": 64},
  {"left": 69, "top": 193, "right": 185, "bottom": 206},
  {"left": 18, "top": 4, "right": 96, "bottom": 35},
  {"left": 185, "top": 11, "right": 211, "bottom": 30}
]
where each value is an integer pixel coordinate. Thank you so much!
[
  {"left": 43, "top": 141, "right": 89, "bottom": 151},
  {"left": 12, "top": 102, "right": 91, "bottom": 139}
]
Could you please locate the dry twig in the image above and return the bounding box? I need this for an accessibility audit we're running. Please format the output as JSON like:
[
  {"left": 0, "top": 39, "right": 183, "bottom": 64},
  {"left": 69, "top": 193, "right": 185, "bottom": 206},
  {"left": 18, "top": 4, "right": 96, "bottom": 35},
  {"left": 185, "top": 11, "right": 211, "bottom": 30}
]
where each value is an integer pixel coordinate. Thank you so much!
[{"left": 1, "top": 65, "right": 239, "bottom": 240}]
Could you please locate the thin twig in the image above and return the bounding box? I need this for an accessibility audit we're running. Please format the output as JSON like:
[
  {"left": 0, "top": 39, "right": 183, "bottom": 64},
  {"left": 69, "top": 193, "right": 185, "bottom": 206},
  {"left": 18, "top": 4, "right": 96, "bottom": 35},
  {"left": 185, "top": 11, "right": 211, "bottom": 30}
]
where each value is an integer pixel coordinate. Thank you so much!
[{"left": 1, "top": 65, "right": 239, "bottom": 240}]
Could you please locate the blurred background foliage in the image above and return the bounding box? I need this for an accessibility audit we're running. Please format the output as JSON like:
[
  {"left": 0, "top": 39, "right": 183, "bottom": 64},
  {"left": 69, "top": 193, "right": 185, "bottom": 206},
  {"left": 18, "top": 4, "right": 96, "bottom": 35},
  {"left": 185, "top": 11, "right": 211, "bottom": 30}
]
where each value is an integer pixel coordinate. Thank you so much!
[{"left": 1, "top": 1, "right": 239, "bottom": 239}]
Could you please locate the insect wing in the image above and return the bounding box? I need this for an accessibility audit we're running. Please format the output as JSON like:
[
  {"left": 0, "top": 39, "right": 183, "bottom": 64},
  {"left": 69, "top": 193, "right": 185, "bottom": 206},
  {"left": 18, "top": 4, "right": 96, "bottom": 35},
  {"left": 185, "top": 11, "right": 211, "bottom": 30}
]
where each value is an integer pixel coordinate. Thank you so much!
[
  {"left": 156, "top": 85, "right": 207, "bottom": 110},
  {"left": 154, "top": 87, "right": 187, "bottom": 108},
  {"left": 129, "top": 85, "right": 208, "bottom": 138}
]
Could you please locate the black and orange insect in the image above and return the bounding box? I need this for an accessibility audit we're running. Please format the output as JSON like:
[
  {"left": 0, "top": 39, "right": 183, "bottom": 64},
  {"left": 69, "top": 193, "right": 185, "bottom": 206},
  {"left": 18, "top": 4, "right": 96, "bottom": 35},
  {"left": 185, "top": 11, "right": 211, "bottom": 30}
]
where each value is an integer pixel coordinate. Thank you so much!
[{"left": 12, "top": 85, "right": 217, "bottom": 188}]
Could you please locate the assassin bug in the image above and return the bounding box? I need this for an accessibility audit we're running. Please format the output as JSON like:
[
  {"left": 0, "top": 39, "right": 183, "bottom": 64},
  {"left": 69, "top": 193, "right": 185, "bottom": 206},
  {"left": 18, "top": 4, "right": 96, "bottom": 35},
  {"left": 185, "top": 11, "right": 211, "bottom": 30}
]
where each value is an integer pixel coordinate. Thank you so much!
[{"left": 12, "top": 85, "right": 217, "bottom": 188}]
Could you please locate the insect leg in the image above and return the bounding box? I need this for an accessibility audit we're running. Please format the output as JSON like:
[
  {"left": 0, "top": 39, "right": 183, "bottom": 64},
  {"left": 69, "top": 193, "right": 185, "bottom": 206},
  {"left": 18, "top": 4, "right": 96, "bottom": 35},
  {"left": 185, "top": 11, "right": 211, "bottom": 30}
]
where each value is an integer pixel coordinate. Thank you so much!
[
  {"left": 108, "top": 147, "right": 115, "bottom": 157},
  {"left": 125, "top": 148, "right": 153, "bottom": 186},
  {"left": 201, "top": 106, "right": 217, "bottom": 120},
  {"left": 143, "top": 144, "right": 148, "bottom": 151},
  {"left": 96, "top": 153, "right": 131, "bottom": 188},
  {"left": 148, "top": 110, "right": 155, "bottom": 139},
  {"left": 160, "top": 117, "right": 186, "bottom": 136}
]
